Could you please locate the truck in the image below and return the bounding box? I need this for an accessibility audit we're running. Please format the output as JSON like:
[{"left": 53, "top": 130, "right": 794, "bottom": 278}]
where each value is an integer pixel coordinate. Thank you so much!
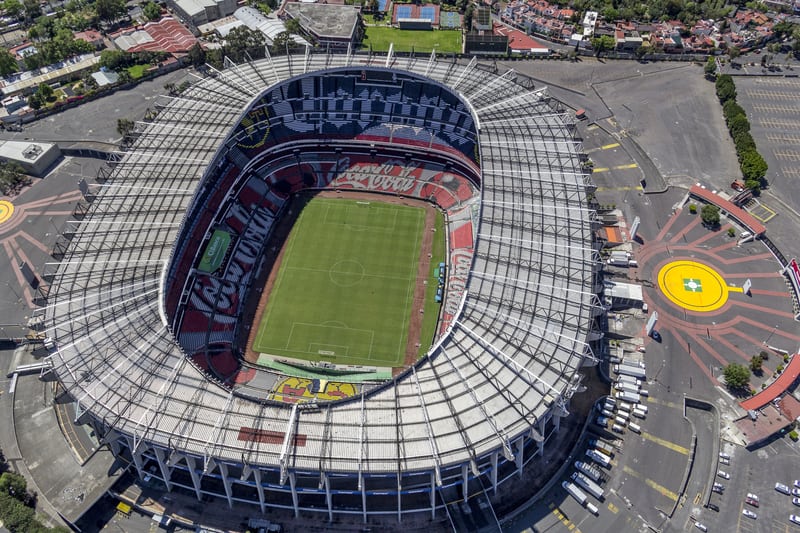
[
  {"left": 615, "top": 364, "right": 647, "bottom": 379},
  {"left": 617, "top": 375, "right": 641, "bottom": 387},
  {"left": 586, "top": 448, "right": 611, "bottom": 468},
  {"left": 615, "top": 390, "right": 641, "bottom": 403},
  {"left": 574, "top": 461, "right": 603, "bottom": 482},
  {"left": 572, "top": 471, "right": 605, "bottom": 500},
  {"left": 607, "top": 251, "right": 631, "bottom": 267},
  {"left": 614, "top": 363, "right": 646, "bottom": 379},
  {"left": 562, "top": 481, "right": 588, "bottom": 506},
  {"left": 614, "top": 381, "right": 640, "bottom": 394},
  {"left": 589, "top": 439, "right": 615, "bottom": 458}
]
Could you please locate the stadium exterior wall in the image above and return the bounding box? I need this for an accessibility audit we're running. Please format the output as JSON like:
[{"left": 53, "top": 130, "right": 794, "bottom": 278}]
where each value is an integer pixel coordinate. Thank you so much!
[{"left": 46, "top": 55, "right": 600, "bottom": 524}]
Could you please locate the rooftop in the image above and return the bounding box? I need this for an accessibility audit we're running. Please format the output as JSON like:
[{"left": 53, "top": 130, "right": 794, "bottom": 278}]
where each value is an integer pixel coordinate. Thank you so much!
[{"left": 283, "top": 3, "right": 360, "bottom": 40}]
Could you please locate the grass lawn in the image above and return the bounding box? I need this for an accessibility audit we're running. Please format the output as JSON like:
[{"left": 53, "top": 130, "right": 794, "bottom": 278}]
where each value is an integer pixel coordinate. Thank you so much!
[
  {"left": 127, "top": 64, "right": 151, "bottom": 79},
  {"left": 363, "top": 27, "right": 462, "bottom": 54},
  {"left": 254, "top": 198, "right": 434, "bottom": 368}
]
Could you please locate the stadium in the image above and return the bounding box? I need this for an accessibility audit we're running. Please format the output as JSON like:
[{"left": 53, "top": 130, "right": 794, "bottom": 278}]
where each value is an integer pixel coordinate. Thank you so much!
[{"left": 44, "top": 51, "right": 601, "bottom": 524}]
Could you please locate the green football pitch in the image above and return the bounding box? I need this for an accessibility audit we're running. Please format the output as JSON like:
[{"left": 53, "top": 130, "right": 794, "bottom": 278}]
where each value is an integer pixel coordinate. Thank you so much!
[{"left": 254, "top": 198, "right": 432, "bottom": 368}]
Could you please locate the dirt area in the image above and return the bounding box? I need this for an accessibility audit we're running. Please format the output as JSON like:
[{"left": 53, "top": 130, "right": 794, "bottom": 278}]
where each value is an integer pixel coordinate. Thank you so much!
[{"left": 242, "top": 190, "right": 439, "bottom": 370}]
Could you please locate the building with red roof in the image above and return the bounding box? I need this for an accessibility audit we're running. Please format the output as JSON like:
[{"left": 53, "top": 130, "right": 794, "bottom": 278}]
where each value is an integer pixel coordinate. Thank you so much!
[{"left": 113, "top": 17, "right": 198, "bottom": 54}]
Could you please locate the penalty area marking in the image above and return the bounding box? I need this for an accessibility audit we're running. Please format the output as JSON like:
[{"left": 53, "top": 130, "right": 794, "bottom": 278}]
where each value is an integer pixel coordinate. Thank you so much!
[{"left": 285, "top": 322, "right": 376, "bottom": 360}]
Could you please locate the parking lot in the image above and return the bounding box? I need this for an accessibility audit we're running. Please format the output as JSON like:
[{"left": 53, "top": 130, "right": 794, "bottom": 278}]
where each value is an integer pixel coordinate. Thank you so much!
[{"left": 696, "top": 437, "right": 800, "bottom": 533}]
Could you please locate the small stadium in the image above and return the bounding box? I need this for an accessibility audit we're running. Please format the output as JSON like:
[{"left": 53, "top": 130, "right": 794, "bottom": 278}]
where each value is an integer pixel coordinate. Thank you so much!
[{"left": 43, "top": 52, "right": 598, "bottom": 525}]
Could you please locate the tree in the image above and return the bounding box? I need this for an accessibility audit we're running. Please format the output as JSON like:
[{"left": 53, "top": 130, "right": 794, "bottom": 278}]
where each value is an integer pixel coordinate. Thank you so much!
[
  {"left": 0, "top": 49, "right": 18, "bottom": 77},
  {"left": 187, "top": 42, "right": 205, "bottom": 68},
  {"left": 728, "top": 114, "right": 750, "bottom": 139},
  {"left": 22, "top": 0, "right": 40, "bottom": 21},
  {"left": 745, "top": 179, "right": 761, "bottom": 195},
  {"left": 116, "top": 118, "right": 135, "bottom": 137},
  {"left": 740, "top": 149, "right": 768, "bottom": 182},
  {"left": 26, "top": 92, "right": 43, "bottom": 110},
  {"left": 727, "top": 45, "right": 741, "bottom": 60},
  {"left": 715, "top": 74, "right": 736, "bottom": 103},
  {"left": 704, "top": 56, "right": 717, "bottom": 77},
  {"left": 37, "top": 82, "right": 54, "bottom": 102},
  {"left": 700, "top": 204, "right": 720, "bottom": 226},
  {"left": 142, "top": 1, "right": 161, "bottom": 20},
  {"left": 284, "top": 17, "right": 301, "bottom": 34},
  {"left": 0, "top": 472, "right": 26, "bottom": 500},
  {"left": 723, "top": 363, "right": 750, "bottom": 390},
  {"left": 733, "top": 130, "right": 756, "bottom": 153},
  {"left": 2, "top": 0, "right": 24, "bottom": 19},
  {"left": 591, "top": 35, "right": 616, "bottom": 56},
  {"left": 750, "top": 354, "right": 763, "bottom": 373},
  {"left": 99, "top": 49, "right": 131, "bottom": 70},
  {"left": 723, "top": 99, "right": 746, "bottom": 122},
  {"left": 95, "top": 0, "right": 126, "bottom": 23},
  {"left": 224, "top": 26, "right": 266, "bottom": 62},
  {"left": 270, "top": 31, "right": 298, "bottom": 55}
]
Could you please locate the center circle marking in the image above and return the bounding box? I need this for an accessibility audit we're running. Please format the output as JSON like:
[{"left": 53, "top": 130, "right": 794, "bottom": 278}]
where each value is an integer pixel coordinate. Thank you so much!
[
  {"left": 657, "top": 260, "right": 729, "bottom": 313},
  {"left": 329, "top": 260, "right": 365, "bottom": 287},
  {"left": 0, "top": 200, "right": 14, "bottom": 225}
]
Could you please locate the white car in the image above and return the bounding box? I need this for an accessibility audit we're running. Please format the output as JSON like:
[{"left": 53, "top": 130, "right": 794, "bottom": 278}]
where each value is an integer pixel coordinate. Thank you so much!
[
  {"left": 777, "top": 483, "right": 792, "bottom": 495},
  {"left": 792, "top": 497, "right": 800, "bottom": 507},
  {"left": 791, "top": 514, "right": 800, "bottom": 526},
  {"left": 793, "top": 488, "right": 800, "bottom": 498},
  {"left": 794, "top": 480, "right": 800, "bottom": 489},
  {"left": 747, "top": 492, "right": 759, "bottom": 502},
  {"left": 717, "top": 471, "right": 730, "bottom": 480},
  {"left": 742, "top": 509, "right": 757, "bottom": 519},
  {"left": 694, "top": 523, "right": 708, "bottom": 532}
]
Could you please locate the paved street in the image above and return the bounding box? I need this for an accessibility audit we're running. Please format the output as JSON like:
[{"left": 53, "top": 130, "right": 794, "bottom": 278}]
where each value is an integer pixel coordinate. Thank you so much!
[
  {"left": 1, "top": 57, "right": 800, "bottom": 533},
  {"left": 500, "top": 58, "right": 800, "bottom": 533}
]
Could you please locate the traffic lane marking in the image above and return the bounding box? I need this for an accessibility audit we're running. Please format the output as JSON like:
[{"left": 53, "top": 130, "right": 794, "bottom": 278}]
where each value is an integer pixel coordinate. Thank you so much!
[
  {"left": 584, "top": 142, "right": 621, "bottom": 153},
  {"left": 640, "top": 431, "right": 690, "bottom": 455},
  {"left": 592, "top": 163, "right": 639, "bottom": 173},
  {"left": 621, "top": 465, "right": 679, "bottom": 501}
]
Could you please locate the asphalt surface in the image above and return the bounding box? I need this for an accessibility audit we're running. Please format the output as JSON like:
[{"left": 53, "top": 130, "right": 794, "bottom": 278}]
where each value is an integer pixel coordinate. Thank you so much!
[
  {"left": 2, "top": 57, "right": 800, "bottom": 533},
  {"left": 0, "top": 68, "right": 191, "bottom": 146},
  {"left": 498, "top": 57, "right": 800, "bottom": 533}
]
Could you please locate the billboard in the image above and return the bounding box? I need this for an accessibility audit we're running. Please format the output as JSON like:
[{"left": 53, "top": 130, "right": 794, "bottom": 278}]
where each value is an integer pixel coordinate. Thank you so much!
[{"left": 198, "top": 230, "right": 231, "bottom": 273}]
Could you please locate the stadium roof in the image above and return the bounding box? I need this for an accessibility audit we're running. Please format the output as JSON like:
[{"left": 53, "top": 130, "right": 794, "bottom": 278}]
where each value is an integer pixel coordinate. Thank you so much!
[{"left": 44, "top": 52, "right": 598, "bottom": 477}]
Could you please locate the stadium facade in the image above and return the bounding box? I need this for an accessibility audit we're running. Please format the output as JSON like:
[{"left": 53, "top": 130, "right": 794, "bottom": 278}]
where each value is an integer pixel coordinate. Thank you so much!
[{"left": 44, "top": 51, "right": 602, "bottom": 522}]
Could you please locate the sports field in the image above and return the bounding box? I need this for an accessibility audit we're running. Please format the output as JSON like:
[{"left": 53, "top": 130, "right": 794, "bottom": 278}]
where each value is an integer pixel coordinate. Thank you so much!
[
  {"left": 254, "top": 198, "right": 429, "bottom": 367},
  {"left": 363, "top": 27, "right": 462, "bottom": 54}
]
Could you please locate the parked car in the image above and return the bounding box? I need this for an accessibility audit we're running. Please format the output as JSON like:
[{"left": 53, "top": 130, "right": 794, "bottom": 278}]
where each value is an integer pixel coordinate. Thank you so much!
[
  {"left": 746, "top": 497, "right": 759, "bottom": 507},
  {"left": 793, "top": 480, "right": 800, "bottom": 489},
  {"left": 694, "top": 523, "right": 708, "bottom": 532},
  {"left": 706, "top": 503, "right": 720, "bottom": 512},
  {"left": 791, "top": 514, "right": 800, "bottom": 525},
  {"left": 793, "top": 488, "right": 800, "bottom": 498},
  {"left": 742, "top": 509, "right": 757, "bottom": 519},
  {"left": 747, "top": 493, "right": 760, "bottom": 502},
  {"left": 777, "top": 483, "right": 791, "bottom": 495},
  {"left": 792, "top": 497, "right": 800, "bottom": 507},
  {"left": 718, "top": 471, "right": 730, "bottom": 480}
]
